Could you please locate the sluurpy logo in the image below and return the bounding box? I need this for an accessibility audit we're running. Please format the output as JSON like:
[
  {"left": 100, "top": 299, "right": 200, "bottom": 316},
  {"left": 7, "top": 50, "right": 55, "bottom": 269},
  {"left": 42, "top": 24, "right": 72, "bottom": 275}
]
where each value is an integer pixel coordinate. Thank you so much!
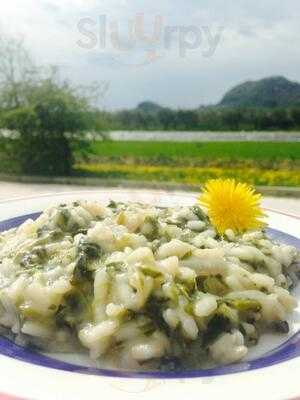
[{"left": 76, "top": 14, "right": 224, "bottom": 68}]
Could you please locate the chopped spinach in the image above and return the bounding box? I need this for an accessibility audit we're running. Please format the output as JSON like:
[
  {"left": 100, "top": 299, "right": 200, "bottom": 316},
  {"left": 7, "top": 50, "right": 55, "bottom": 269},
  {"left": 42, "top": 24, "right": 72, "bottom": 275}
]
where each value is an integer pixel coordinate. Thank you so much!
[
  {"left": 143, "top": 216, "right": 159, "bottom": 241},
  {"left": 19, "top": 246, "right": 47, "bottom": 269},
  {"left": 72, "top": 240, "right": 102, "bottom": 283},
  {"left": 191, "top": 206, "right": 207, "bottom": 221},
  {"left": 216, "top": 303, "right": 239, "bottom": 325},
  {"left": 176, "top": 283, "right": 192, "bottom": 301},
  {"left": 78, "top": 241, "right": 102, "bottom": 259},
  {"left": 58, "top": 208, "right": 71, "bottom": 227},
  {"left": 37, "top": 227, "right": 64, "bottom": 241},
  {"left": 143, "top": 297, "right": 169, "bottom": 333},
  {"left": 159, "top": 356, "right": 183, "bottom": 372},
  {"left": 203, "top": 276, "right": 229, "bottom": 296},
  {"left": 224, "top": 298, "right": 262, "bottom": 313},
  {"left": 55, "top": 289, "right": 87, "bottom": 329},
  {"left": 140, "top": 265, "right": 162, "bottom": 278},
  {"left": 202, "top": 314, "right": 231, "bottom": 346},
  {"left": 270, "top": 320, "right": 289, "bottom": 334},
  {"left": 181, "top": 250, "right": 192, "bottom": 260},
  {"left": 140, "top": 320, "right": 157, "bottom": 336},
  {"left": 108, "top": 200, "right": 118, "bottom": 209},
  {"left": 72, "top": 253, "right": 91, "bottom": 284},
  {"left": 75, "top": 228, "right": 88, "bottom": 235},
  {"left": 180, "top": 231, "right": 196, "bottom": 243},
  {"left": 106, "top": 262, "right": 126, "bottom": 275}
]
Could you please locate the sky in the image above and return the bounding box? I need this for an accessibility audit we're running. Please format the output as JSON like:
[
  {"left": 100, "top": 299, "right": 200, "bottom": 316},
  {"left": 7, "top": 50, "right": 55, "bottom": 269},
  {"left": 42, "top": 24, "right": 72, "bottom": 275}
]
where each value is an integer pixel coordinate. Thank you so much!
[{"left": 0, "top": 0, "right": 300, "bottom": 110}]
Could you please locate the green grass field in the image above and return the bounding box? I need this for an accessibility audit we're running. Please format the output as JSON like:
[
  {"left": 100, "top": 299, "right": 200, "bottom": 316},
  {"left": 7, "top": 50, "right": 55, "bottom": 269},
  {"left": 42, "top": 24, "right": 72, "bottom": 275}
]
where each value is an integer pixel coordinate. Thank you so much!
[
  {"left": 1, "top": 139, "right": 299, "bottom": 186},
  {"left": 88, "top": 141, "right": 300, "bottom": 167},
  {"left": 75, "top": 141, "right": 300, "bottom": 187}
]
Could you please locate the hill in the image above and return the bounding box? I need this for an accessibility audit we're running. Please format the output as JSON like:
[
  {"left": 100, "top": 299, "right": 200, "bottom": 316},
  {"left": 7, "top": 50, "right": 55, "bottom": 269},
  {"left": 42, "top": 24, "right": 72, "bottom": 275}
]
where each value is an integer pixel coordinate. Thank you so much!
[
  {"left": 219, "top": 76, "right": 300, "bottom": 108},
  {"left": 136, "top": 101, "right": 165, "bottom": 113}
]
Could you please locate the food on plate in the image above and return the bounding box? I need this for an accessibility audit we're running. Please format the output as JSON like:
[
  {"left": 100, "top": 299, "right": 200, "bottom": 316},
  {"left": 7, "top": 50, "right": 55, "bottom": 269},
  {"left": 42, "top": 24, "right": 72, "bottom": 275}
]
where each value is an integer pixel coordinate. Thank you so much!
[{"left": 0, "top": 196, "right": 299, "bottom": 371}]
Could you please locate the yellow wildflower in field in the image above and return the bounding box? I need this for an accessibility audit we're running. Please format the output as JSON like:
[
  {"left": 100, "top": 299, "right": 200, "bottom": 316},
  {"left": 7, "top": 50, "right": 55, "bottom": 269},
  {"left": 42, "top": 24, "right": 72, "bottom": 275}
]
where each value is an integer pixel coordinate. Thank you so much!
[
  {"left": 199, "top": 179, "right": 266, "bottom": 234},
  {"left": 75, "top": 163, "right": 300, "bottom": 187}
]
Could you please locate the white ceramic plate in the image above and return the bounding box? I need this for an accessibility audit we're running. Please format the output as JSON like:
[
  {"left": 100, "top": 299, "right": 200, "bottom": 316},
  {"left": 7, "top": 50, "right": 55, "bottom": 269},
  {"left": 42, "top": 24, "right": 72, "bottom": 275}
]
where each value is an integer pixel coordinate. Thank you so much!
[{"left": 0, "top": 189, "right": 299, "bottom": 400}]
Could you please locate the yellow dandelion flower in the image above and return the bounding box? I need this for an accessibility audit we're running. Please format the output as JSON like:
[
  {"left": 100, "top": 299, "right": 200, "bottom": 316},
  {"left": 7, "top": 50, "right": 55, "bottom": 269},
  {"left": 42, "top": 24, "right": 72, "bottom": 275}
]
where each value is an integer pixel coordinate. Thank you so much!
[{"left": 199, "top": 179, "right": 266, "bottom": 234}]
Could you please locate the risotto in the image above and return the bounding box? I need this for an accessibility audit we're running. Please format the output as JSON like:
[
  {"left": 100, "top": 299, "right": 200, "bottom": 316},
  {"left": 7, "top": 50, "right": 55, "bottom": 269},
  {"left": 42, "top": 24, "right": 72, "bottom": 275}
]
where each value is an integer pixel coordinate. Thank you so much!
[{"left": 0, "top": 200, "right": 299, "bottom": 371}]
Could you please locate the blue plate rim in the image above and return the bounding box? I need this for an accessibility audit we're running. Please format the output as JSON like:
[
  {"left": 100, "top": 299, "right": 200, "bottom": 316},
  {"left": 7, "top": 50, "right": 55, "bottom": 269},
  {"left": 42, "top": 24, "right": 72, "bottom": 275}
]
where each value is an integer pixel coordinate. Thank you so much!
[{"left": 0, "top": 212, "right": 299, "bottom": 379}]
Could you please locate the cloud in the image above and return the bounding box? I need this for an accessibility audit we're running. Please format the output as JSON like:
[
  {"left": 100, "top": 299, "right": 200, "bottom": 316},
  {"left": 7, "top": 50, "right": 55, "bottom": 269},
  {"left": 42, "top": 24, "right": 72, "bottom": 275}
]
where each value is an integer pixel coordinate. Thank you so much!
[{"left": 0, "top": 0, "right": 299, "bottom": 109}]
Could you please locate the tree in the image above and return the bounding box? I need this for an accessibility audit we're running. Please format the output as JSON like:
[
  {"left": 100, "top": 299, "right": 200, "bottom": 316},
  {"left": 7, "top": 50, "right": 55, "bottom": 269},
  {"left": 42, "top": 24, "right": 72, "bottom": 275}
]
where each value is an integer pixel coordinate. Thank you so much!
[
  {"left": 290, "top": 108, "right": 300, "bottom": 128},
  {"left": 175, "top": 110, "right": 199, "bottom": 130},
  {"left": 0, "top": 35, "right": 39, "bottom": 109},
  {"left": 158, "top": 109, "right": 176, "bottom": 130},
  {"left": 221, "top": 109, "right": 242, "bottom": 130},
  {"left": 269, "top": 109, "right": 293, "bottom": 130},
  {"left": 0, "top": 35, "right": 107, "bottom": 176}
]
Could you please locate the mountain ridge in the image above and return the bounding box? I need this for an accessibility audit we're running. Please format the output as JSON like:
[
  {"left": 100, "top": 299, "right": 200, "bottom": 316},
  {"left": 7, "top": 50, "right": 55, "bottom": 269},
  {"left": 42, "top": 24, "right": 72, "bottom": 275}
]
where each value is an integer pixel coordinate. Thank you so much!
[
  {"left": 135, "top": 76, "right": 300, "bottom": 111},
  {"left": 219, "top": 76, "right": 300, "bottom": 108}
]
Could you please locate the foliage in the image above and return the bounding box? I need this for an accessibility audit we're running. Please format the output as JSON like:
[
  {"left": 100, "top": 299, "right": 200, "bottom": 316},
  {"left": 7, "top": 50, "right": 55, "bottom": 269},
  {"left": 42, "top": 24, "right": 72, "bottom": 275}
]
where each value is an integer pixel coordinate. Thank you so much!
[
  {"left": 1, "top": 107, "right": 38, "bottom": 134},
  {"left": 0, "top": 79, "right": 94, "bottom": 175},
  {"left": 0, "top": 36, "right": 39, "bottom": 109},
  {"left": 105, "top": 105, "right": 300, "bottom": 132},
  {"left": 0, "top": 36, "right": 107, "bottom": 176}
]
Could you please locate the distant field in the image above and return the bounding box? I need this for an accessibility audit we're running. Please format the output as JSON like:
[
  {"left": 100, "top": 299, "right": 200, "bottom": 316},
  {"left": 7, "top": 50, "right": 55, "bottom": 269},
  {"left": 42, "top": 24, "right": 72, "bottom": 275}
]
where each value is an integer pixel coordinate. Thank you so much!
[
  {"left": 1, "top": 139, "right": 299, "bottom": 186},
  {"left": 75, "top": 163, "right": 300, "bottom": 187},
  {"left": 88, "top": 141, "right": 300, "bottom": 167},
  {"left": 76, "top": 141, "right": 300, "bottom": 187}
]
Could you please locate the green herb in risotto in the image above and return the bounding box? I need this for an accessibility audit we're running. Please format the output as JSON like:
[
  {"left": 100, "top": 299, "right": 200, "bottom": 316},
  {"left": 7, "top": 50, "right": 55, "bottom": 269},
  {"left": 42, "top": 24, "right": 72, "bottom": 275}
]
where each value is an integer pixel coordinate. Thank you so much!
[{"left": 0, "top": 200, "right": 299, "bottom": 370}]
